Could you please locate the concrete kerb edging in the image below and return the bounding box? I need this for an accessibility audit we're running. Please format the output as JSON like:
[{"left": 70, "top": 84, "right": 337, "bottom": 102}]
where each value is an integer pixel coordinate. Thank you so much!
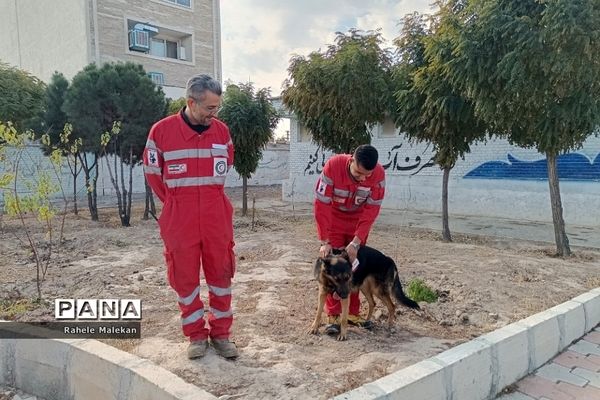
[
  {"left": 0, "top": 288, "right": 598, "bottom": 400},
  {"left": 0, "top": 336, "right": 216, "bottom": 400},
  {"left": 333, "top": 287, "right": 600, "bottom": 400}
]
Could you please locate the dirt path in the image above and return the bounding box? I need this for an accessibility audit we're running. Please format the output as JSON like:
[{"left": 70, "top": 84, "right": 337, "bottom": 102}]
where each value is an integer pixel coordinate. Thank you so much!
[{"left": 1, "top": 186, "right": 599, "bottom": 399}]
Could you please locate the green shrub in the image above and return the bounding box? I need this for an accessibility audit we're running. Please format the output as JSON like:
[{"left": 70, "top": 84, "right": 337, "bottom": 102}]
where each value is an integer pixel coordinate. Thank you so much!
[{"left": 407, "top": 279, "right": 438, "bottom": 303}]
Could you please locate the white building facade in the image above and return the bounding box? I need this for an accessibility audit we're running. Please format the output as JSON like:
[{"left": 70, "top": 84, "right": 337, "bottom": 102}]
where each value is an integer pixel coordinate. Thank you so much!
[{"left": 0, "top": 0, "right": 221, "bottom": 98}]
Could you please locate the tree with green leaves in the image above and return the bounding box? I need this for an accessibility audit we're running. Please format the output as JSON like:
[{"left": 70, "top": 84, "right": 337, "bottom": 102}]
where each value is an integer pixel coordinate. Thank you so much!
[
  {"left": 103, "top": 63, "right": 165, "bottom": 226},
  {"left": 218, "top": 83, "right": 279, "bottom": 216},
  {"left": 0, "top": 63, "right": 46, "bottom": 132},
  {"left": 63, "top": 62, "right": 166, "bottom": 224},
  {"left": 282, "top": 29, "right": 396, "bottom": 154},
  {"left": 443, "top": 0, "right": 600, "bottom": 256},
  {"left": 393, "top": 9, "right": 488, "bottom": 242},
  {"left": 167, "top": 97, "right": 186, "bottom": 115},
  {"left": 0, "top": 122, "right": 69, "bottom": 300},
  {"left": 63, "top": 64, "right": 103, "bottom": 220},
  {"left": 41, "top": 72, "right": 84, "bottom": 214},
  {"left": 43, "top": 72, "right": 69, "bottom": 139}
]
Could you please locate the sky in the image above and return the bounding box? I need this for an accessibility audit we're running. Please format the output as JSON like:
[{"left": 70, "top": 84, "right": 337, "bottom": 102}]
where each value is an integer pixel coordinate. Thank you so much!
[{"left": 220, "top": 0, "right": 433, "bottom": 98}]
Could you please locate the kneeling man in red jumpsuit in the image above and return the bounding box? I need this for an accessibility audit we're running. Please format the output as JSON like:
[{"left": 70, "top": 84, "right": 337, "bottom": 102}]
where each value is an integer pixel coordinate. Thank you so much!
[
  {"left": 314, "top": 144, "right": 386, "bottom": 335},
  {"left": 144, "top": 74, "right": 238, "bottom": 359}
]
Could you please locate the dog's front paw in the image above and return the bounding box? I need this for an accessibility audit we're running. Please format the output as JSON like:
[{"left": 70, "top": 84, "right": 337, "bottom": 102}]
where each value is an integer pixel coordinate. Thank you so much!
[
  {"left": 336, "top": 332, "right": 347, "bottom": 341},
  {"left": 307, "top": 323, "right": 320, "bottom": 335}
]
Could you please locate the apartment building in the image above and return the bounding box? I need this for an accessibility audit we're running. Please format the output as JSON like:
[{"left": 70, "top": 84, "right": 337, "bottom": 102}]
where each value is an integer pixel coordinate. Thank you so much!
[{"left": 0, "top": 0, "right": 221, "bottom": 98}]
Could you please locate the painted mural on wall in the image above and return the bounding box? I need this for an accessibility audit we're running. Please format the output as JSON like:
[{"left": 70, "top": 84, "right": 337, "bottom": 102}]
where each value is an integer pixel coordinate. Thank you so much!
[
  {"left": 303, "top": 143, "right": 437, "bottom": 176},
  {"left": 465, "top": 153, "right": 600, "bottom": 181},
  {"left": 381, "top": 144, "right": 436, "bottom": 175},
  {"left": 304, "top": 147, "right": 327, "bottom": 175}
]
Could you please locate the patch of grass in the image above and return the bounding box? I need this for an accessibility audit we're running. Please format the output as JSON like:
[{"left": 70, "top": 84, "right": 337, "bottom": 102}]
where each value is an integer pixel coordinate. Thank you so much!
[
  {"left": 0, "top": 298, "right": 39, "bottom": 320},
  {"left": 406, "top": 279, "right": 438, "bottom": 303}
]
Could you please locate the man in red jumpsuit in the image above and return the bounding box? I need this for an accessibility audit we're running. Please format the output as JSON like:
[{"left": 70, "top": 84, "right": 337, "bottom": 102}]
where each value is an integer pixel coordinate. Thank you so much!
[
  {"left": 143, "top": 75, "right": 238, "bottom": 359},
  {"left": 314, "top": 144, "right": 386, "bottom": 335}
]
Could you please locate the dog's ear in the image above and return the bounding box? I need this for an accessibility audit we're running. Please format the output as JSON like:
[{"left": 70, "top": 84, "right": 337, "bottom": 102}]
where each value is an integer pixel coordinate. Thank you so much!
[
  {"left": 316, "top": 256, "right": 330, "bottom": 269},
  {"left": 339, "top": 250, "right": 350, "bottom": 261},
  {"left": 318, "top": 257, "right": 336, "bottom": 277}
]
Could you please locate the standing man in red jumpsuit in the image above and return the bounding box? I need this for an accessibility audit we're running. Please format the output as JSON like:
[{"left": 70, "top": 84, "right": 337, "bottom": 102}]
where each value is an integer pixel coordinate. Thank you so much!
[
  {"left": 314, "top": 144, "right": 386, "bottom": 335},
  {"left": 143, "top": 75, "right": 238, "bottom": 359}
]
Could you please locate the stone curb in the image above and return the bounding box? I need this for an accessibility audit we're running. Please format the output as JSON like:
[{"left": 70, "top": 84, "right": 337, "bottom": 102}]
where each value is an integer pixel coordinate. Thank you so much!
[
  {"left": 333, "top": 288, "right": 600, "bottom": 400},
  {"left": 0, "top": 337, "right": 216, "bottom": 400},
  {"left": 1, "top": 288, "right": 598, "bottom": 399}
]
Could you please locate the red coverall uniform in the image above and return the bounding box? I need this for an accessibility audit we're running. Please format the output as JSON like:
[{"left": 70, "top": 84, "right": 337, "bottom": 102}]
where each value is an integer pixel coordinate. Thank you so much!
[
  {"left": 143, "top": 113, "right": 235, "bottom": 342},
  {"left": 314, "top": 154, "right": 386, "bottom": 316}
]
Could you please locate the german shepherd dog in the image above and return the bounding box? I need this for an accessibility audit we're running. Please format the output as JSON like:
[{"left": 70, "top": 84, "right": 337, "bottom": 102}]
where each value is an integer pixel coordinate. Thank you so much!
[{"left": 308, "top": 245, "right": 419, "bottom": 341}]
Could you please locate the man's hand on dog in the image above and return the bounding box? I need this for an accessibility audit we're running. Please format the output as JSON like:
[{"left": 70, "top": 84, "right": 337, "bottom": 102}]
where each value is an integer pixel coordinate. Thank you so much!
[
  {"left": 319, "top": 243, "right": 332, "bottom": 258},
  {"left": 345, "top": 239, "right": 360, "bottom": 261}
]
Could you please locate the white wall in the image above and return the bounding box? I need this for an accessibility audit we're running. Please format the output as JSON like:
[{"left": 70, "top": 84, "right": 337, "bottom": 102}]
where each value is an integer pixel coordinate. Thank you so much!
[
  {"left": 225, "top": 144, "right": 289, "bottom": 187},
  {"left": 282, "top": 119, "right": 600, "bottom": 227},
  {"left": 0, "top": 0, "right": 90, "bottom": 81},
  {"left": 0, "top": 144, "right": 289, "bottom": 204}
]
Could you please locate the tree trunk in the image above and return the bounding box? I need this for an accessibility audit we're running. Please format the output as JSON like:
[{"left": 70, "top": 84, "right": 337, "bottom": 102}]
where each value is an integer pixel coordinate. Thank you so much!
[
  {"left": 124, "top": 146, "right": 133, "bottom": 227},
  {"left": 441, "top": 166, "right": 452, "bottom": 242},
  {"left": 83, "top": 168, "right": 93, "bottom": 218},
  {"left": 79, "top": 152, "right": 99, "bottom": 221},
  {"left": 90, "top": 157, "right": 99, "bottom": 221},
  {"left": 72, "top": 155, "right": 78, "bottom": 215},
  {"left": 546, "top": 153, "right": 571, "bottom": 256},
  {"left": 104, "top": 148, "right": 127, "bottom": 227},
  {"left": 143, "top": 177, "right": 156, "bottom": 220},
  {"left": 242, "top": 176, "right": 248, "bottom": 216},
  {"left": 116, "top": 146, "right": 126, "bottom": 226}
]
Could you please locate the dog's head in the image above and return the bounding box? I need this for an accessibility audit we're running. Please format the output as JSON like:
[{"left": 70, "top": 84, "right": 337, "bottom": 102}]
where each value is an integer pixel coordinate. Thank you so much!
[{"left": 315, "top": 253, "right": 352, "bottom": 299}]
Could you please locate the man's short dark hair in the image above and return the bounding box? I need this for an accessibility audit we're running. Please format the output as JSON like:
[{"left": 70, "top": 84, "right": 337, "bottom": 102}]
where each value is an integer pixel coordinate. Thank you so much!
[
  {"left": 186, "top": 74, "right": 222, "bottom": 101},
  {"left": 353, "top": 144, "right": 378, "bottom": 170}
]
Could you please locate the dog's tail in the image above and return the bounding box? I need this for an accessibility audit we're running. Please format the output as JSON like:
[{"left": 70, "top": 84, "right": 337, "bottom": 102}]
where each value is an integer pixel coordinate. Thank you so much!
[
  {"left": 393, "top": 274, "right": 420, "bottom": 309},
  {"left": 389, "top": 258, "right": 420, "bottom": 309}
]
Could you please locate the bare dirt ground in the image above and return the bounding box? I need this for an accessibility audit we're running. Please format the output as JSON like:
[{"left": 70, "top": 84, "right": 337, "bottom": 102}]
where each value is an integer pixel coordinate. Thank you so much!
[{"left": 1, "top": 185, "right": 599, "bottom": 400}]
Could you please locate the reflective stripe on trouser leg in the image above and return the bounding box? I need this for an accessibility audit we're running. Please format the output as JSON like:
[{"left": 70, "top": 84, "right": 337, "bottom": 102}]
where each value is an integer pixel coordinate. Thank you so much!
[
  {"left": 202, "top": 241, "right": 235, "bottom": 340},
  {"left": 325, "top": 218, "right": 363, "bottom": 317},
  {"left": 164, "top": 246, "right": 209, "bottom": 341}
]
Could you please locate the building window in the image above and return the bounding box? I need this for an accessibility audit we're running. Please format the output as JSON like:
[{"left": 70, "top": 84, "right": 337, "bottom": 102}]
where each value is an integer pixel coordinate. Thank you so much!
[
  {"left": 148, "top": 72, "right": 165, "bottom": 86},
  {"left": 163, "top": 0, "right": 191, "bottom": 8},
  {"left": 150, "top": 38, "right": 179, "bottom": 59},
  {"left": 127, "top": 19, "right": 192, "bottom": 62}
]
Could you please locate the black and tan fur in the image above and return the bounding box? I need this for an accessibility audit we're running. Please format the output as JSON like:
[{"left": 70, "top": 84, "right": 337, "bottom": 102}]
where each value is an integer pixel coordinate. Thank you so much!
[{"left": 308, "top": 245, "right": 419, "bottom": 341}]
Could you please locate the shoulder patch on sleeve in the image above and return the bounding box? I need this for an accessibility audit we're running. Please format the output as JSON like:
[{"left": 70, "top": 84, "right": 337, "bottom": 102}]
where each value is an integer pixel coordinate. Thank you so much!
[
  {"left": 317, "top": 181, "right": 327, "bottom": 195},
  {"left": 147, "top": 149, "right": 159, "bottom": 166}
]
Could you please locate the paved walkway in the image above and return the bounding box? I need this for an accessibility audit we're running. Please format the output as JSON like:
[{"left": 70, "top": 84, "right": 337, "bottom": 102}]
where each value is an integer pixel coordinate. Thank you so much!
[{"left": 499, "top": 328, "right": 600, "bottom": 400}]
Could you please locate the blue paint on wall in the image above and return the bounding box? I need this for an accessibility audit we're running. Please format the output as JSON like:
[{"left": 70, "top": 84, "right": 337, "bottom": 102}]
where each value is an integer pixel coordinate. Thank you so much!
[{"left": 464, "top": 153, "right": 600, "bottom": 181}]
